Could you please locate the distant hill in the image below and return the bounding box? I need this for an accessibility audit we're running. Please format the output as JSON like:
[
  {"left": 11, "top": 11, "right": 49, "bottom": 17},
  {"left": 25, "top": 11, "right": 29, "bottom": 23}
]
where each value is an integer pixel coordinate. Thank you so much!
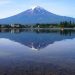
[{"left": 0, "top": 6, "right": 75, "bottom": 24}]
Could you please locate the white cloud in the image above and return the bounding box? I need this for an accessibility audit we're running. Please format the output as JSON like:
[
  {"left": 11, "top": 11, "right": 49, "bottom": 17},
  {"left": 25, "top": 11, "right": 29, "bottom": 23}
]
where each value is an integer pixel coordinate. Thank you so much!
[{"left": 0, "top": 0, "right": 11, "bottom": 5}]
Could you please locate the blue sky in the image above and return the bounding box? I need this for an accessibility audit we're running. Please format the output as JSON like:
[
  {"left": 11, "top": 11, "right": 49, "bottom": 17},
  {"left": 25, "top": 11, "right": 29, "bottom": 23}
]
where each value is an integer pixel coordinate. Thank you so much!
[{"left": 0, "top": 0, "right": 75, "bottom": 19}]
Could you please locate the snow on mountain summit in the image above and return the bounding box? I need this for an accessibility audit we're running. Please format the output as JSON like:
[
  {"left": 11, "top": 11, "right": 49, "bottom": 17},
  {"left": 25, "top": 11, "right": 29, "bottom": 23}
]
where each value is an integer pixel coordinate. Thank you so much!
[
  {"left": 25, "top": 6, "right": 50, "bottom": 15},
  {"left": 31, "top": 6, "right": 44, "bottom": 10}
]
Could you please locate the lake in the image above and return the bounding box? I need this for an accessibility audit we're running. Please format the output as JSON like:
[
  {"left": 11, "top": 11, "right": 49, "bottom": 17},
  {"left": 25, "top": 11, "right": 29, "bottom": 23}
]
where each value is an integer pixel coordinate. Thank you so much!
[{"left": 0, "top": 28, "right": 75, "bottom": 75}]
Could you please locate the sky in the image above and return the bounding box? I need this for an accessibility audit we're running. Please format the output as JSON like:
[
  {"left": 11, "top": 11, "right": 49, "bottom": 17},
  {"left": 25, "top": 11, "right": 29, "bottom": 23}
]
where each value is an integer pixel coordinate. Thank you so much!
[{"left": 0, "top": 0, "right": 75, "bottom": 19}]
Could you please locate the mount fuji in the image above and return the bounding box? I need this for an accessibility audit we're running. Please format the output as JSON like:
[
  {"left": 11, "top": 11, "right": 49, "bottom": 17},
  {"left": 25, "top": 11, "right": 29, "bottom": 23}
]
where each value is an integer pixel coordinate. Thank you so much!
[{"left": 0, "top": 6, "right": 75, "bottom": 24}]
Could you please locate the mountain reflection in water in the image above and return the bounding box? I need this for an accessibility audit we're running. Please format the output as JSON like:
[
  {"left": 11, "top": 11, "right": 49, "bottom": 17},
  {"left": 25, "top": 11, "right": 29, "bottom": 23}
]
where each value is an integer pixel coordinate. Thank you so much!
[
  {"left": 0, "top": 29, "right": 75, "bottom": 75},
  {"left": 0, "top": 29, "right": 75, "bottom": 50}
]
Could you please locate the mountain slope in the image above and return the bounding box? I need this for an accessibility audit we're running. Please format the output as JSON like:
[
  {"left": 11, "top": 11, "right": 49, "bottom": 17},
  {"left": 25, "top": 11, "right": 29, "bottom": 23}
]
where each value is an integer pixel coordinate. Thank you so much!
[{"left": 0, "top": 6, "right": 75, "bottom": 24}]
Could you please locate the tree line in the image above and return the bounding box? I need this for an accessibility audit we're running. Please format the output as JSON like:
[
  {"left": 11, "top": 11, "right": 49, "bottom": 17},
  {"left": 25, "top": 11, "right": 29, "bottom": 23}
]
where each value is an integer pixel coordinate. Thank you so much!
[{"left": 0, "top": 21, "right": 75, "bottom": 28}]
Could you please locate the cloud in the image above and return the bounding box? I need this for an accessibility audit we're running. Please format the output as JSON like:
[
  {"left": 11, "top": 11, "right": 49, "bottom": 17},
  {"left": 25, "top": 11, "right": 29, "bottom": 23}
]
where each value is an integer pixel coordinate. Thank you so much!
[{"left": 0, "top": 0, "right": 11, "bottom": 5}]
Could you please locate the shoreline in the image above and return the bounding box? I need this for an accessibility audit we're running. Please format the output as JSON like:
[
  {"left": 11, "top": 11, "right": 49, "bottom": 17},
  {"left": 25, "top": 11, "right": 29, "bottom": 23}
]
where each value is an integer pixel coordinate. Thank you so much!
[{"left": 0, "top": 28, "right": 75, "bottom": 30}]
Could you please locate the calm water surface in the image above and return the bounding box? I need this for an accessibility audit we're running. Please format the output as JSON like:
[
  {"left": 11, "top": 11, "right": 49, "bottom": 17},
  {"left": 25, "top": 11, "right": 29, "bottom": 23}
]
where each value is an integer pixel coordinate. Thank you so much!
[{"left": 0, "top": 29, "right": 75, "bottom": 75}]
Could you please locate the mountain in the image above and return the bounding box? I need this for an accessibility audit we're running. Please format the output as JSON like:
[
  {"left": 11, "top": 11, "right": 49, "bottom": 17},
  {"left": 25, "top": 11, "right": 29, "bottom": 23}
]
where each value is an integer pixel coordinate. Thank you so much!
[{"left": 0, "top": 6, "right": 75, "bottom": 24}]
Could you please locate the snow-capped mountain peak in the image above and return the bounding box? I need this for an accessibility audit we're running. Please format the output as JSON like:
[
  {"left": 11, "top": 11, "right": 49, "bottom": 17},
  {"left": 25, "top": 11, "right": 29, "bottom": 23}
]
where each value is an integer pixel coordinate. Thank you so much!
[
  {"left": 26, "top": 6, "right": 50, "bottom": 15},
  {"left": 24, "top": 6, "right": 48, "bottom": 15},
  {"left": 31, "top": 6, "right": 44, "bottom": 10}
]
